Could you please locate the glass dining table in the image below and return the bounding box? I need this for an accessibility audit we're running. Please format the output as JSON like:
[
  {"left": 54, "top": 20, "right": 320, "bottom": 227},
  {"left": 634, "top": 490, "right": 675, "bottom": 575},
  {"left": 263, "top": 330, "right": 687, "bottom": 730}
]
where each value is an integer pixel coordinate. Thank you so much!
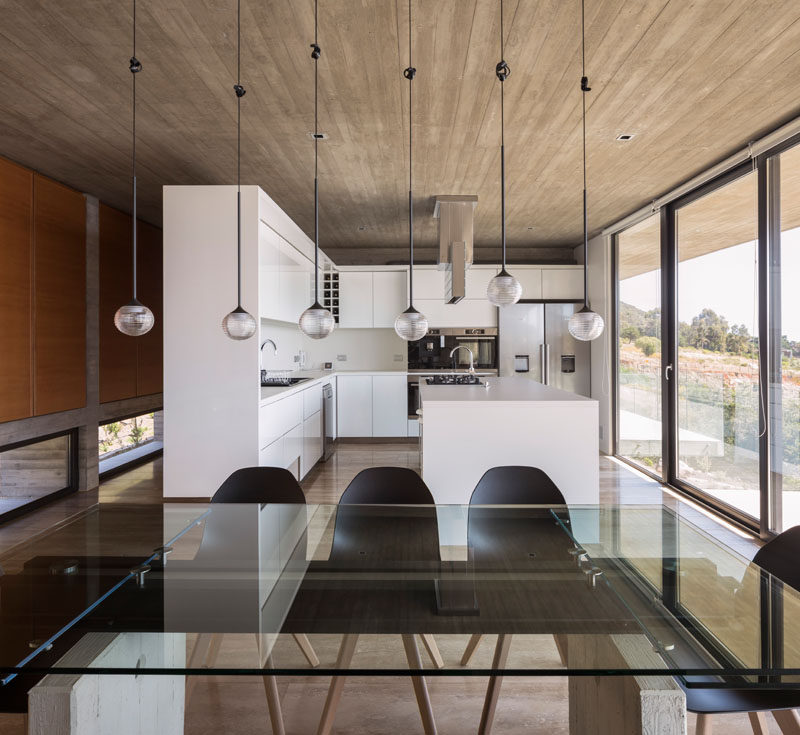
[{"left": 2, "top": 502, "right": 799, "bottom": 735}]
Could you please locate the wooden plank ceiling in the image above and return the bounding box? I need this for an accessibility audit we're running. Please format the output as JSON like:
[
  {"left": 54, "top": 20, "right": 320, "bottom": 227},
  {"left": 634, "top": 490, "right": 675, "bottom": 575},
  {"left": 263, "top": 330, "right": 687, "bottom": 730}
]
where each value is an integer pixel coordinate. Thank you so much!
[{"left": 1, "top": 0, "right": 800, "bottom": 265}]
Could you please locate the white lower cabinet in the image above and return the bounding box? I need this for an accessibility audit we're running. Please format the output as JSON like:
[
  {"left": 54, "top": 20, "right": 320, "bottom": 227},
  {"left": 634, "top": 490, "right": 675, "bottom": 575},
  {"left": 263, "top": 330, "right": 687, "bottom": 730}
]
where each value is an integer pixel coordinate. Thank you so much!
[
  {"left": 259, "top": 437, "right": 284, "bottom": 468},
  {"left": 302, "top": 411, "right": 322, "bottom": 477},
  {"left": 372, "top": 375, "right": 408, "bottom": 437},
  {"left": 337, "top": 375, "right": 373, "bottom": 436},
  {"left": 283, "top": 424, "right": 303, "bottom": 473},
  {"left": 407, "top": 418, "right": 420, "bottom": 438}
]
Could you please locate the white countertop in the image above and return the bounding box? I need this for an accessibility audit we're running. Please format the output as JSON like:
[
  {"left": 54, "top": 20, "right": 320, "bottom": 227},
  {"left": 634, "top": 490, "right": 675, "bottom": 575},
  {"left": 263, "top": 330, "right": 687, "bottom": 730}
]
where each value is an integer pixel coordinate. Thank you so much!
[
  {"left": 420, "top": 375, "right": 596, "bottom": 404},
  {"left": 259, "top": 369, "right": 407, "bottom": 405}
]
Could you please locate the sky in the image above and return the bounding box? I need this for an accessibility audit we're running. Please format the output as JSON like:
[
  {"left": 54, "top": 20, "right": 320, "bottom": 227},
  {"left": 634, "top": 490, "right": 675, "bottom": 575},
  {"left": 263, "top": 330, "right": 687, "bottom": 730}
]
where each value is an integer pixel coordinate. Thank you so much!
[{"left": 620, "top": 226, "right": 800, "bottom": 341}]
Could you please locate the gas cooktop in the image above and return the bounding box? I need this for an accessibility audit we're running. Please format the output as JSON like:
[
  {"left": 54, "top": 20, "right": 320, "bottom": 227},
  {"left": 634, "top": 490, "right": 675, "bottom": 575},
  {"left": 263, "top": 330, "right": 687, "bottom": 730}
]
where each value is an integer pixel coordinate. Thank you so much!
[{"left": 425, "top": 374, "right": 484, "bottom": 386}]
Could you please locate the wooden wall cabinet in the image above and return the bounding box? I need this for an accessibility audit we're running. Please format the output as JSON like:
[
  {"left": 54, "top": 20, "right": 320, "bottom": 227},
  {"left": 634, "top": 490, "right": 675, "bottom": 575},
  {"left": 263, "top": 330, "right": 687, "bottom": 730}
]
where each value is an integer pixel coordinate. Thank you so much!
[
  {"left": 0, "top": 158, "right": 33, "bottom": 422},
  {"left": 99, "top": 205, "right": 163, "bottom": 403},
  {"left": 33, "top": 174, "right": 87, "bottom": 415}
]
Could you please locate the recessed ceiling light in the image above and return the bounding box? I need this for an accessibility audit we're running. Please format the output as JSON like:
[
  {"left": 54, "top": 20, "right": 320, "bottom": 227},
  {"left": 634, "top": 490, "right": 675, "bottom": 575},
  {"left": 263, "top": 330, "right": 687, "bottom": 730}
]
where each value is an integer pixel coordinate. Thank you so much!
[
  {"left": 615, "top": 133, "right": 635, "bottom": 142},
  {"left": 357, "top": 225, "right": 368, "bottom": 231},
  {"left": 308, "top": 132, "right": 328, "bottom": 140},
  {"left": 526, "top": 226, "right": 534, "bottom": 230}
]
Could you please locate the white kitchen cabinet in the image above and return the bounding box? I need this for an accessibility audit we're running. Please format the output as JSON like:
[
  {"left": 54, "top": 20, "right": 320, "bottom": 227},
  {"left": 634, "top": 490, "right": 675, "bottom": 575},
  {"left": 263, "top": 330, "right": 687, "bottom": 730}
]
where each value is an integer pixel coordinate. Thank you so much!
[
  {"left": 303, "top": 382, "right": 323, "bottom": 420},
  {"left": 284, "top": 424, "right": 303, "bottom": 475},
  {"left": 407, "top": 418, "right": 420, "bottom": 438},
  {"left": 411, "top": 268, "right": 446, "bottom": 299},
  {"left": 259, "top": 437, "right": 284, "bottom": 468},
  {"left": 516, "top": 268, "right": 543, "bottom": 299},
  {"left": 337, "top": 375, "right": 373, "bottom": 436},
  {"left": 302, "top": 411, "right": 322, "bottom": 477},
  {"left": 465, "top": 267, "right": 497, "bottom": 299},
  {"left": 339, "top": 272, "right": 374, "bottom": 328},
  {"left": 259, "top": 393, "right": 303, "bottom": 449},
  {"left": 372, "top": 375, "right": 408, "bottom": 437},
  {"left": 413, "top": 298, "right": 496, "bottom": 328},
  {"left": 258, "top": 223, "right": 281, "bottom": 320},
  {"left": 542, "top": 267, "right": 583, "bottom": 300},
  {"left": 372, "top": 271, "right": 407, "bottom": 328},
  {"left": 278, "top": 239, "right": 313, "bottom": 323}
]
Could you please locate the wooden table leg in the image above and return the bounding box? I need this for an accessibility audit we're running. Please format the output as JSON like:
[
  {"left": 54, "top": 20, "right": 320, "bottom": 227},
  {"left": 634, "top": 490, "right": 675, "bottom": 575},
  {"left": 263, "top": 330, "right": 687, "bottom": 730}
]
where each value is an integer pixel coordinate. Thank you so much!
[
  {"left": 696, "top": 713, "right": 713, "bottom": 735},
  {"left": 773, "top": 709, "right": 800, "bottom": 735},
  {"left": 460, "top": 634, "right": 483, "bottom": 666},
  {"left": 262, "top": 655, "right": 286, "bottom": 735},
  {"left": 401, "top": 634, "right": 438, "bottom": 735},
  {"left": 185, "top": 632, "right": 213, "bottom": 705},
  {"left": 478, "top": 634, "right": 512, "bottom": 735},
  {"left": 317, "top": 635, "right": 359, "bottom": 735},
  {"left": 293, "top": 633, "right": 320, "bottom": 668},
  {"left": 747, "top": 711, "right": 769, "bottom": 735},
  {"left": 419, "top": 635, "right": 444, "bottom": 669}
]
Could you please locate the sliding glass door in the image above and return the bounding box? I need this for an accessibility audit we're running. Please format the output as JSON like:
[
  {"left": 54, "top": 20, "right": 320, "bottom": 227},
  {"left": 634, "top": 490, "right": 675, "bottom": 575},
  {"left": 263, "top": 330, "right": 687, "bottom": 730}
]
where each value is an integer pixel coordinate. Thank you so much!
[
  {"left": 673, "top": 171, "right": 761, "bottom": 520},
  {"left": 616, "top": 214, "right": 662, "bottom": 477}
]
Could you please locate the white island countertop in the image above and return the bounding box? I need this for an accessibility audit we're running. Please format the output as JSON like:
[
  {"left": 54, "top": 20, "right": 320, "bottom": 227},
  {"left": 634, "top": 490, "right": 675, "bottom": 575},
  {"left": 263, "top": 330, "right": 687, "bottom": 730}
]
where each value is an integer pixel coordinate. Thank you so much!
[{"left": 420, "top": 376, "right": 594, "bottom": 404}]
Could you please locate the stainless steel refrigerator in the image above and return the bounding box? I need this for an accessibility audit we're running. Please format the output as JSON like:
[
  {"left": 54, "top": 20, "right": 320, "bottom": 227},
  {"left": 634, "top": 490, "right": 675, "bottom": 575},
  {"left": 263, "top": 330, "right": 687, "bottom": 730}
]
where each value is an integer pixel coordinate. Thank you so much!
[{"left": 498, "top": 303, "right": 591, "bottom": 396}]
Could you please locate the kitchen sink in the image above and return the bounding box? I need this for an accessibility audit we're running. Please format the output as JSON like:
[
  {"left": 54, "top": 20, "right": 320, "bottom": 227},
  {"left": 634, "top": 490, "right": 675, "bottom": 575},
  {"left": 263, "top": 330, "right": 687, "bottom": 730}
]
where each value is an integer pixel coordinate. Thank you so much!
[{"left": 260, "top": 377, "right": 311, "bottom": 387}]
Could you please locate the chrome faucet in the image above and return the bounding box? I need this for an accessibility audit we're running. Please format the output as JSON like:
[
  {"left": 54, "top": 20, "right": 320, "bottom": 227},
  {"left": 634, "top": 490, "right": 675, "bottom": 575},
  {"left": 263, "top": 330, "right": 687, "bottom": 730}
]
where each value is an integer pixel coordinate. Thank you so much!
[
  {"left": 260, "top": 339, "right": 278, "bottom": 381},
  {"left": 449, "top": 345, "right": 475, "bottom": 374}
]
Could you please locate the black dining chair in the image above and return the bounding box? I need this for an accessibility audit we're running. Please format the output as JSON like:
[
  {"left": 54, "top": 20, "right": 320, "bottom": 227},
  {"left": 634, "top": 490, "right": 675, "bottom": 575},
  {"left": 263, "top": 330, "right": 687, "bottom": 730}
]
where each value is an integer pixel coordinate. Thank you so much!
[
  {"left": 461, "top": 465, "right": 568, "bottom": 735},
  {"left": 687, "top": 525, "right": 800, "bottom": 735},
  {"left": 317, "top": 467, "right": 442, "bottom": 735},
  {"left": 187, "top": 467, "right": 319, "bottom": 735}
]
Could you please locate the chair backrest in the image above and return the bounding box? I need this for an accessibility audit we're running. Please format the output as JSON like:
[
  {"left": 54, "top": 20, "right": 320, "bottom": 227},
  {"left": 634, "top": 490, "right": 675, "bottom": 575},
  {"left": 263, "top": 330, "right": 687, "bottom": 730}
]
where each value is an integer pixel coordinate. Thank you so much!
[
  {"left": 339, "top": 467, "right": 434, "bottom": 505},
  {"left": 469, "top": 466, "right": 566, "bottom": 506},
  {"left": 753, "top": 525, "right": 800, "bottom": 592},
  {"left": 212, "top": 467, "right": 306, "bottom": 505}
]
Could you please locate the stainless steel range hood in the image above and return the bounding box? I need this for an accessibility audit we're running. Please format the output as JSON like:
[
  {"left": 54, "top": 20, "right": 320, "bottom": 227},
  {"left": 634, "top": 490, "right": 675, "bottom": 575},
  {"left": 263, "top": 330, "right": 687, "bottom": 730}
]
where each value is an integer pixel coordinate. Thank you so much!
[{"left": 433, "top": 195, "right": 478, "bottom": 303}]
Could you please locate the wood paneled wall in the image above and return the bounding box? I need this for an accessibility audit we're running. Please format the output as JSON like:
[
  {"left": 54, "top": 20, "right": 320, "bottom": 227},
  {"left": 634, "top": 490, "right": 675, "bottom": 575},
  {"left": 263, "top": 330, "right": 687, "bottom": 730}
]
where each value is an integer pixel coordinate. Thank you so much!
[
  {"left": 98, "top": 204, "right": 163, "bottom": 404},
  {"left": 0, "top": 158, "right": 87, "bottom": 421},
  {"left": 33, "top": 175, "right": 87, "bottom": 415},
  {"left": 0, "top": 158, "right": 33, "bottom": 422}
]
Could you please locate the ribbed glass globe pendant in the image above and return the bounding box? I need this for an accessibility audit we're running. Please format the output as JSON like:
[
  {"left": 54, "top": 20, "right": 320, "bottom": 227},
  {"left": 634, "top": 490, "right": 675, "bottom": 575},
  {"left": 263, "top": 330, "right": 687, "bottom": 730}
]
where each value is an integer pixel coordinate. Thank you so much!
[
  {"left": 300, "top": 302, "right": 335, "bottom": 339},
  {"left": 222, "top": 0, "right": 256, "bottom": 342},
  {"left": 395, "top": 306, "right": 428, "bottom": 342},
  {"left": 568, "top": 0, "right": 604, "bottom": 343},
  {"left": 115, "top": 298, "right": 155, "bottom": 336},
  {"left": 222, "top": 306, "right": 257, "bottom": 340},
  {"left": 299, "top": 12, "right": 334, "bottom": 340},
  {"left": 487, "top": 268, "right": 522, "bottom": 307},
  {"left": 394, "top": 1, "right": 428, "bottom": 342},
  {"left": 114, "top": 0, "right": 154, "bottom": 337},
  {"left": 486, "top": 1, "right": 521, "bottom": 309}
]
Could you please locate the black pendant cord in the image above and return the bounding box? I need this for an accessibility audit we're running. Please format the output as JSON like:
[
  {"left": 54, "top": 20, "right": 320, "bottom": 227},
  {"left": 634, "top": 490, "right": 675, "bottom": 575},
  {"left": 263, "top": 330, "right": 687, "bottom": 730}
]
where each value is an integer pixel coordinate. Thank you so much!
[
  {"left": 312, "top": 0, "right": 321, "bottom": 306},
  {"left": 495, "top": 0, "right": 510, "bottom": 274},
  {"left": 404, "top": 0, "right": 416, "bottom": 309},
  {"left": 580, "top": 0, "right": 590, "bottom": 309},
  {"left": 130, "top": 0, "right": 141, "bottom": 301},
  {"left": 234, "top": 0, "right": 246, "bottom": 309}
]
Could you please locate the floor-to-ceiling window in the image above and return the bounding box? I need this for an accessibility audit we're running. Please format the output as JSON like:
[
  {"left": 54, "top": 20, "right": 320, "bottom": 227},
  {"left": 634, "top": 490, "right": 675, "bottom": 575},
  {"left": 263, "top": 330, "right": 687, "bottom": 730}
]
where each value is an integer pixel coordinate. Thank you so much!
[
  {"left": 775, "top": 143, "right": 800, "bottom": 530},
  {"left": 616, "top": 214, "right": 663, "bottom": 477},
  {"left": 613, "top": 132, "right": 800, "bottom": 535},
  {"left": 674, "top": 171, "right": 761, "bottom": 520}
]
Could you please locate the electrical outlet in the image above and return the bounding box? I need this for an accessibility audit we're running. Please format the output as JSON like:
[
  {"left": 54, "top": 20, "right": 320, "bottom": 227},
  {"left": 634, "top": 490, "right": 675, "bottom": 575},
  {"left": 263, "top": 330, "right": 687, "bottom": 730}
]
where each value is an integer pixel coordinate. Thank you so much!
[
  {"left": 293, "top": 354, "right": 300, "bottom": 363},
  {"left": 337, "top": 354, "right": 347, "bottom": 362},
  {"left": 393, "top": 354, "right": 403, "bottom": 362}
]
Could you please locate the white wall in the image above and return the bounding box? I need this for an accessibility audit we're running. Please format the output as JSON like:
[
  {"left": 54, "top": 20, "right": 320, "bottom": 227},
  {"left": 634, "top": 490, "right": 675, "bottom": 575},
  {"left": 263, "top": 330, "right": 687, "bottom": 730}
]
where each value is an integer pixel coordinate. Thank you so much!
[{"left": 259, "top": 319, "right": 407, "bottom": 372}]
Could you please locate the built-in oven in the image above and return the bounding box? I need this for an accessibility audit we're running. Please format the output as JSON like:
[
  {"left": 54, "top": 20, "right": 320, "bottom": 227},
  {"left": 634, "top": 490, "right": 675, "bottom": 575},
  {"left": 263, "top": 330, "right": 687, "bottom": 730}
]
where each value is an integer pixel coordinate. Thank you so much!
[{"left": 407, "top": 327, "right": 498, "bottom": 371}]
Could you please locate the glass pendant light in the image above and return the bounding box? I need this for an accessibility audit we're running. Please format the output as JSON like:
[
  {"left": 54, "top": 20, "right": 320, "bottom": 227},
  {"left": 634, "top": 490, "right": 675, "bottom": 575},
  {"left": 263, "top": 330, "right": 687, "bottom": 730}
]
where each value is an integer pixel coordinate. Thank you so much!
[
  {"left": 568, "top": 0, "right": 605, "bottom": 342},
  {"left": 394, "top": 0, "right": 428, "bottom": 342},
  {"left": 222, "top": 0, "right": 256, "bottom": 341},
  {"left": 486, "top": 0, "right": 522, "bottom": 308},
  {"left": 114, "top": 0, "right": 154, "bottom": 337},
  {"left": 299, "top": 0, "right": 334, "bottom": 340}
]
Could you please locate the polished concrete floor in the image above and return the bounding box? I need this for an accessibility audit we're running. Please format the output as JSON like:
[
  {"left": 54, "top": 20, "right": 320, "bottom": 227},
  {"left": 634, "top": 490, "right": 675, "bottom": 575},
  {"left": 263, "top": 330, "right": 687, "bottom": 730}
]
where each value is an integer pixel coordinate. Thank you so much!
[{"left": 0, "top": 444, "right": 787, "bottom": 734}]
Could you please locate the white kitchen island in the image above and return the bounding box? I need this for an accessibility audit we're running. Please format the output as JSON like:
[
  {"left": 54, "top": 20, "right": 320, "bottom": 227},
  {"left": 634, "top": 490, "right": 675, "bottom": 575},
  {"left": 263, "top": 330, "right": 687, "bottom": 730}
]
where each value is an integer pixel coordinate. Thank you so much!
[{"left": 421, "top": 375, "right": 599, "bottom": 509}]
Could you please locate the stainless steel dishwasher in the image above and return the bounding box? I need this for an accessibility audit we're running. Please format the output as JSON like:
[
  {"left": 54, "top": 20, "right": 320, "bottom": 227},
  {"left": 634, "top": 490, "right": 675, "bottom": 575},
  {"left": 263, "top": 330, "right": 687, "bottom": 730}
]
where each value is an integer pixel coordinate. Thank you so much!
[{"left": 322, "top": 383, "right": 335, "bottom": 461}]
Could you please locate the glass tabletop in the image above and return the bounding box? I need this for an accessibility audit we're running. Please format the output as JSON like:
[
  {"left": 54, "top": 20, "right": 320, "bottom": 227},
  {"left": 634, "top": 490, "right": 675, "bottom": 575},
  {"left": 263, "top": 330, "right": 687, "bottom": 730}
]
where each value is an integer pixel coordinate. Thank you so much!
[{"left": 2, "top": 502, "right": 799, "bottom": 687}]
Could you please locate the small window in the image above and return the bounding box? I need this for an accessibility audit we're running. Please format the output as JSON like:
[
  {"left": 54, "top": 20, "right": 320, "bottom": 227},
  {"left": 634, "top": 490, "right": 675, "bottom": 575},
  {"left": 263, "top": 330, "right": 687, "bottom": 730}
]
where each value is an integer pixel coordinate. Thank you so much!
[{"left": 99, "top": 410, "right": 162, "bottom": 475}]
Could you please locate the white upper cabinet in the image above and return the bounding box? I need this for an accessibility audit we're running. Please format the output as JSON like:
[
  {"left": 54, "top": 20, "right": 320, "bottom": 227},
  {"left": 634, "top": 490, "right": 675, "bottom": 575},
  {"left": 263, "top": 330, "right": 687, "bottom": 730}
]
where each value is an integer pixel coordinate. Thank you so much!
[
  {"left": 465, "top": 267, "right": 497, "bottom": 299},
  {"left": 516, "top": 268, "right": 543, "bottom": 299},
  {"left": 411, "top": 268, "right": 446, "bottom": 299},
  {"left": 542, "top": 267, "right": 583, "bottom": 300},
  {"left": 258, "top": 223, "right": 281, "bottom": 321},
  {"left": 338, "top": 271, "right": 374, "bottom": 328},
  {"left": 413, "top": 299, "right": 496, "bottom": 328},
  {"left": 278, "top": 239, "right": 313, "bottom": 324},
  {"left": 372, "top": 271, "right": 407, "bottom": 328}
]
